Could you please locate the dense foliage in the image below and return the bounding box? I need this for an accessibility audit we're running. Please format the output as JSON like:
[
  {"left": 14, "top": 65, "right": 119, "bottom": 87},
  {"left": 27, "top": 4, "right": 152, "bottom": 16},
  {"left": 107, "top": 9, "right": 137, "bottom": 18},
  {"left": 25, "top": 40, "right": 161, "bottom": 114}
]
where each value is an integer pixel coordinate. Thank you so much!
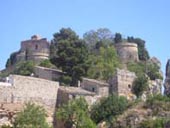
[
  {"left": 87, "top": 46, "right": 121, "bottom": 80},
  {"left": 83, "top": 28, "right": 114, "bottom": 52},
  {"left": 145, "top": 94, "right": 170, "bottom": 115},
  {"left": 132, "top": 74, "right": 149, "bottom": 98},
  {"left": 127, "top": 61, "right": 162, "bottom": 80},
  {"left": 56, "top": 97, "right": 96, "bottom": 128},
  {"left": 90, "top": 94, "right": 128, "bottom": 124},
  {"left": 39, "top": 59, "right": 54, "bottom": 68},
  {"left": 13, "top": 103, "right": 50, "bottom": 128},
  {"left": 14, "top": 61, "right": 34, "bottom": 76},
  {"left": 51, "top": 28, "right": 89, "bottom": 86}
]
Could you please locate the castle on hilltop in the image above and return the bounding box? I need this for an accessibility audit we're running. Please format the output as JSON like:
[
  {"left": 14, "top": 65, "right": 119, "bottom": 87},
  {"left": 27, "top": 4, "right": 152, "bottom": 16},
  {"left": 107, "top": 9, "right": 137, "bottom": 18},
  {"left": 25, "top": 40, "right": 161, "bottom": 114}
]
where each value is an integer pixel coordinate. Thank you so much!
[
  {"left": 13, "top": 35, "right": 50, "bottom": 65},
  {"left": 0, "top": 35, "right": 163, "bottom": 127}
]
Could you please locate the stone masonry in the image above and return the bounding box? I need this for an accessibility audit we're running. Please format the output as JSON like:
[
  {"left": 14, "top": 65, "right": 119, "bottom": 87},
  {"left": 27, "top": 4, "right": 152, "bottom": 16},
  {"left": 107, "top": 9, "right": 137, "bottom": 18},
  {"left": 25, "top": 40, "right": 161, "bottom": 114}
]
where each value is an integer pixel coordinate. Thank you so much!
[
  {"left": 81, "top": 78, "right": 109, "bottom": 97},
  {"left": 16, "top": 35, "right": 50, "bottom": 63},
  {"left": 0, "top": 75, "right": 60, "bottom": 126},
  {"left": 0, "top": 75, "right": 59, "bottom": 110},
  {"left": 34, "top": 66, "right": 63, "bottom": 81},
  {"left": 115, "top": 42, "right": 139, "bottom": 63},
  {"left": 108, "top": 68, "right": 137, "bottom": 99}
]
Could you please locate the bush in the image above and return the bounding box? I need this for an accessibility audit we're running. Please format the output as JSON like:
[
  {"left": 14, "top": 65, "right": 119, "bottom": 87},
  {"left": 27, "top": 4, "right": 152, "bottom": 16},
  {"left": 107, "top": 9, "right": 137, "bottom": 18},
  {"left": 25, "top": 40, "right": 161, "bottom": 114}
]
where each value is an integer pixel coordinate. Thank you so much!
[
  {"left": 145, "top": 94, "right": 170, "bottom": 114},
  {"left": 14, "top": 61, "right": 34, "bottom": 76},
  {"left": 127, "top": 62, "right": 145, "bottom": 77},
  {"left": 132, "top": 74, "right": 149, "bottom": 98},
  {"left": 90, "top": 94, "right": 128, "bottom": 123},
  {"left": 139, "top": 118, "right": 170, "bottom": 128},
  {"left": 56, "top": 97, "right": 96, "bottom": 128},
  {"left": 13, "top": 103, "right": 50, "bottom": 128},
  {"left": 39, "top": 59, "right": 54, "bottom": 68},
  {"left": 127, "top": 61, "right": 162, "bottom": 80}
]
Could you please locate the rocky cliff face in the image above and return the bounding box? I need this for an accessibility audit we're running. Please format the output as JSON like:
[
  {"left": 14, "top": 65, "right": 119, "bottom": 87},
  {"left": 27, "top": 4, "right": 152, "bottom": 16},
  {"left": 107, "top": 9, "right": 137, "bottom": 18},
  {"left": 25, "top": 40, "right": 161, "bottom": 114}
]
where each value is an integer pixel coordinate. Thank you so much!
[{"left": 164, "top": 59, "right": 170, "bottom": 96}]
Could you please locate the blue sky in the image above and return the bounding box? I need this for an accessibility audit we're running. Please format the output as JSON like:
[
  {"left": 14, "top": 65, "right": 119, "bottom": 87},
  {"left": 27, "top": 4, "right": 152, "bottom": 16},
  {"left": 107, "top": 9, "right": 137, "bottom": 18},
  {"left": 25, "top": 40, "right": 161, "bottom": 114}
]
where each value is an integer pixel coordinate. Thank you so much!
[{"left": 0, "top": 0, "right": 170, "bottom": 77}]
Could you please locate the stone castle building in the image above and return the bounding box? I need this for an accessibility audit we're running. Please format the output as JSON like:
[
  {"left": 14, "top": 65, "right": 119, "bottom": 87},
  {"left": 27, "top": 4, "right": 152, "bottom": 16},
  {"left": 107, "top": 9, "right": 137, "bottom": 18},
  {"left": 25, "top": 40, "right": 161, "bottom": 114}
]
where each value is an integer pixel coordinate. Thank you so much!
[
  {"left": 115, "top": 42, "right": 139, "bottom": 63},
  {"left": 108, "top": 68, "right": 137, "bottom": 99},
  {"left": 0, "top": 35, "right": 164, "bottom": 127},
  {"left": 16, "top": 35, "right": 50, "bottom": 63}
]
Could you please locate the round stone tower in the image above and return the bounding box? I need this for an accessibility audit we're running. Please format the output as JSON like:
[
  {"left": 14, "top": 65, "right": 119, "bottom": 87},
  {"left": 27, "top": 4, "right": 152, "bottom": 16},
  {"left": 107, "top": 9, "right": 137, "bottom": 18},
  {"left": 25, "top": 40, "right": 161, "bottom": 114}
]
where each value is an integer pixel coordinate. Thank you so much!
[
  {"left": 114, "top": 42, "right": 139, "bottom": 63},
  {"left": 20, "top": 35, "right": 50, "bottom": 63}
]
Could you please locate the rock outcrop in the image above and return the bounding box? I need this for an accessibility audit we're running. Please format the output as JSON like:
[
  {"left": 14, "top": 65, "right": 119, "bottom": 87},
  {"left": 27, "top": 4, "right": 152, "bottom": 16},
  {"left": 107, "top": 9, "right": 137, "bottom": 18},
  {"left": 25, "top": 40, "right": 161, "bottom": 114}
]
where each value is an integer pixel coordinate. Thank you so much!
[{"left": 164, "top": 59, "right": 170, "bottom": 95}]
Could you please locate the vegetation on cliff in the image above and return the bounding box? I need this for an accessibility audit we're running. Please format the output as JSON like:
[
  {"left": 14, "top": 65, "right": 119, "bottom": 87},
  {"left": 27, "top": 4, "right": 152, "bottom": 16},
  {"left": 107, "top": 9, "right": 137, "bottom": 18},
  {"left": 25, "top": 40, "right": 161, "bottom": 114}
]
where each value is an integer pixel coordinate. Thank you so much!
[
  {"left": 90, "top": 94, "right": 128, "bottom": 124},
  {"left": 56, "top": 97, "right": 96, "bottom": 128}
]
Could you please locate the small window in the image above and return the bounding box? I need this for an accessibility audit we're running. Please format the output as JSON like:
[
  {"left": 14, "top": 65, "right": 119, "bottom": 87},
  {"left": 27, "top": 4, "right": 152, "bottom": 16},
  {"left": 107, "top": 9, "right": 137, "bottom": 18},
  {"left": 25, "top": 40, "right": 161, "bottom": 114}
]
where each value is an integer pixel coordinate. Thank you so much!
[
  {"left": 92, "top": 87, "right": 95, "bottom": 92},
  {"left": 128, "top": 84, "right": 131, "bottom": 89},
  {"left": 35, "top": 45, "right": 38, "bottom": 50}
]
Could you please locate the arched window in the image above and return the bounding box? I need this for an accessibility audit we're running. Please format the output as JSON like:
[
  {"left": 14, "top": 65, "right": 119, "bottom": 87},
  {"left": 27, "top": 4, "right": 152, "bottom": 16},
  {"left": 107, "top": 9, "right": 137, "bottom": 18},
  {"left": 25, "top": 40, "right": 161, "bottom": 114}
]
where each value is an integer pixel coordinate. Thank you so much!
[{"left": 35, "top": 44, "right": 38, "bottom": 50}]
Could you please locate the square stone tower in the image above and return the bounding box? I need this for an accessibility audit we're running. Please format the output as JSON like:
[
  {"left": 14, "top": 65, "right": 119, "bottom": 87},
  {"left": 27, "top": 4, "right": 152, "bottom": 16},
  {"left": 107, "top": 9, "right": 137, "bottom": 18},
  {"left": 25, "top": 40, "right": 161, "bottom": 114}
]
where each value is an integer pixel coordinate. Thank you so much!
[{"left": 108, "top": 68, "right": 136, "bottom": 99}]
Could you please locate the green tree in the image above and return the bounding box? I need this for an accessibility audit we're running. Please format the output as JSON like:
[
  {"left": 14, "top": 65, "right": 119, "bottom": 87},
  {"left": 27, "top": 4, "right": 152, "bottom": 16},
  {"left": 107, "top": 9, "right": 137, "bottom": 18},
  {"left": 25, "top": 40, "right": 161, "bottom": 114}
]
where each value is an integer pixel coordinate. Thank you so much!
[
  {"left": 51, "top": 28, "right": 89, "bottom": 86},
  {"left": 83, "top": 28, "right": 114, "bottom": 52},
  {"left": 87, "top": 46, "right": 121, "bottom": 80},
  {"left": 127, "top": 61, "right": 162, "bottom": 80},
  {"left": 114, "top": 33, "right": 122, "bottom": 43},
  {"left": 14, "top": 61, "right": 34, "bottom": 76},
  {"left": 90, "top": 94, "right": 128, "bottom": 124},
  {"left": 127, "top": 61, "right": 146, "bottom": 77},
  {"left": 13, "top": 103, "right": 50, "bottom": 128},
  {"left": 132, "top": 74, "right": 149, "bottom": 98},
  {"left": 56, "top": 97, "right": 96, "bottom": 128}
]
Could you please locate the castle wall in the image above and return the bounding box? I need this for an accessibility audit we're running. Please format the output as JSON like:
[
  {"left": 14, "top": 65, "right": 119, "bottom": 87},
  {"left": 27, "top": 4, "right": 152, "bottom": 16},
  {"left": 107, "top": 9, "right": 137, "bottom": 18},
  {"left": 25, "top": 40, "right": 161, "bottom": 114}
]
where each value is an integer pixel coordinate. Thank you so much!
[
  {"left": 115, "top": 42, "right": 139, "bottom": 63},
  {"left": 0, "top": 75, "right": 59, "bottom": 111}
]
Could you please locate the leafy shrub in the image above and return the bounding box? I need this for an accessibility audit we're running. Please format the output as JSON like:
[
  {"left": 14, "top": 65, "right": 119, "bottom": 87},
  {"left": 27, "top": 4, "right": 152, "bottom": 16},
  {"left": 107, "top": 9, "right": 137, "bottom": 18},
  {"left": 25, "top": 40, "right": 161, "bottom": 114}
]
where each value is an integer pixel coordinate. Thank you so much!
[
  {"left": 139, "top": 118, "right": 170, "bottom": 128},
  {"left": 39, "top": 59, "right": 54, "bottom": 68},
  {"left": 14, "top": 61, "right": 34, "bottom": 76},
  {"left": 90, "top": 94, "right": 128, "bottom": 123},
  {"left": 145, "top": 94, "right": 170, "bottom": 114},
  {"left": 127, "top": 61, "right": 162, "bottom": 80},
  {"left": 132, "top": 74, "right": 149, "bottom": 98},
  {"left": 127, "top": 62, "right": 145, "bottom": 77},
  {"left": 56, "top": 97, "right": 96, "bottom": 128},
  {"left": 13, "top": 102, "right": 50, "bottom": 128}
]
